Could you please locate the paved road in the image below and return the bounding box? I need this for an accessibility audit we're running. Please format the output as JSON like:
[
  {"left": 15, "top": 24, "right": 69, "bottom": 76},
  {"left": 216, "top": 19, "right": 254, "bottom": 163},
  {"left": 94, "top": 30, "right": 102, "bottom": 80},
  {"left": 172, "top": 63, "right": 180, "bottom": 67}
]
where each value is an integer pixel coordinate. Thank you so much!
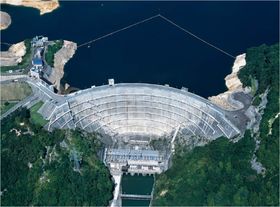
[
  {"left": 0, "top": 74, "right": 28, "bottom": 82},
  {"left": 0, "top": 74, "right": 64, "bottom": 101},
  {"left": 0, "top": 74, "right": 64, "bottom": 120},
  {"left": 25, "top": 77, "right": 64, "bottom": 102},
  {"left": 0, "top": 94, "right": 39, "bottom": 121}
]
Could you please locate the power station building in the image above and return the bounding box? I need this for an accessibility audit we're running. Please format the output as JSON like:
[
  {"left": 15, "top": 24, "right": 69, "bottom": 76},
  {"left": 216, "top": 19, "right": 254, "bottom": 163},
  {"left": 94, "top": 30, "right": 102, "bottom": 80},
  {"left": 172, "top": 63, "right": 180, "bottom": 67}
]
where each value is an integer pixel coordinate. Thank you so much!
[{"left": 104, "top": 148, "right": 166, "bottom": 175}]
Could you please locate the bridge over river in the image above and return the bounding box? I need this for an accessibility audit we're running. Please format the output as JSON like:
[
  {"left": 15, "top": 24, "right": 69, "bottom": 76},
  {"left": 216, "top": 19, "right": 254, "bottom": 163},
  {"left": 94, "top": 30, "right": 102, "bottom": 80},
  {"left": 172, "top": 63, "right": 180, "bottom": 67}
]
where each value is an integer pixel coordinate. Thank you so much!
[{"left": 120, "top": 194, "right": 151, "bottom": 200}]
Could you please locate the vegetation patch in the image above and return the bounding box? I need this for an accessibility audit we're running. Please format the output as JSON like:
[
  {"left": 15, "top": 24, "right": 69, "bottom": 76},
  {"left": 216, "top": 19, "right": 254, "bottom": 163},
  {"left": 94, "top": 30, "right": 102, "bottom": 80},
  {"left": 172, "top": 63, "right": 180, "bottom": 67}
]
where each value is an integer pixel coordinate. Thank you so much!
[
  {"left": 250, "top": 76, "right": 258, "bottom": 96},
  {"left": 238, "top": 43, "right": 279, "bottom": 173},
  {"left": 0, "top": 82, "right": 32, "bottom": 101},
  {"left": 29, "top": 101, "right": 48, "bottom": 126},
  {"left": 45, "top": 40, "right": 64, "bottom": 67},
  {"left": 252, "top": 95, "right": 262, "bottom": 106},
  {"left": 153, "top": 133, "right": 259, "bottom": 206},
  {"left": 1, "top": 108, "right": 114, "bottom": 206},
  {"left": 0, "top": 39, "right": 32, "bottom": 73},
  {"left": 0, "top": 102, "right": 17, "bottom": 115}
]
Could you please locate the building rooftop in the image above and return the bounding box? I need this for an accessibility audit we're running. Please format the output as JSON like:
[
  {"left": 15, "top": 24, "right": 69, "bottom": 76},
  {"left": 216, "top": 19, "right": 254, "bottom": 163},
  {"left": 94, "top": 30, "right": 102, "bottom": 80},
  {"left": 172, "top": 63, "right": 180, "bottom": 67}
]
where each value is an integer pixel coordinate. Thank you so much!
[
  {"left": 32, "top": 57, "right": 43, "bottom": 66},
  {"left": 31, "top": 67, "right": 39, "bottom": 73},
  {"left": 108, "top": 149, "right": 160, "bottom": 157}
]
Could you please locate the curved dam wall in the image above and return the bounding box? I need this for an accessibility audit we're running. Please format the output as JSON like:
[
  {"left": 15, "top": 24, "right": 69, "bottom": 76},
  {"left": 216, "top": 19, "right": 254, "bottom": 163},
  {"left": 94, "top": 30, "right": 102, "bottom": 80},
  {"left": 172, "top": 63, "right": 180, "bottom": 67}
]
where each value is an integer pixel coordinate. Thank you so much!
[{"left": 42, "top": 83, "right": 240, "bottom": 140}]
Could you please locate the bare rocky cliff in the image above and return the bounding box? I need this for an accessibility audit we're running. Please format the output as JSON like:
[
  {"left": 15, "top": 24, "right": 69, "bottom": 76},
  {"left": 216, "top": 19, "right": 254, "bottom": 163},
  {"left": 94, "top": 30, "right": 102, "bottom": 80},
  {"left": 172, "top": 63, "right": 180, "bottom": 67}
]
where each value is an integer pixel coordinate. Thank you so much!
[
  {"left": 0, "top": 41, "right": 26, "bottom": 66},
  {"left": 0, "top": 0, "right": 59, "bottom": 15},
  {"left": 208, "top": 54, "right": 247, "bottom": 110},
  {"left": 224, "top": 54, "right": 246, "bottom": 91},
  {"left": 0, "top": 11, "right": 11, "bottom": 30},
  {"left": 48, "top": 40, "right": 77, "bottom": 92}
]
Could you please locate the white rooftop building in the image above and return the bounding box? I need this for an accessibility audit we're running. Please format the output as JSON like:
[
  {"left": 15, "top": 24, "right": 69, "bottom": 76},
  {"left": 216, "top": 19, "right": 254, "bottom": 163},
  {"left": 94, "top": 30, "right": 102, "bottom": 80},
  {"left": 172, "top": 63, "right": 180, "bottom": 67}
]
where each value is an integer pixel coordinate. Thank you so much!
[
  {"left": 105, "top": 148, "right": 166, "bottom": 174},
  {"left": 31, "top": 36, "right": 48, "bottom": 47}
]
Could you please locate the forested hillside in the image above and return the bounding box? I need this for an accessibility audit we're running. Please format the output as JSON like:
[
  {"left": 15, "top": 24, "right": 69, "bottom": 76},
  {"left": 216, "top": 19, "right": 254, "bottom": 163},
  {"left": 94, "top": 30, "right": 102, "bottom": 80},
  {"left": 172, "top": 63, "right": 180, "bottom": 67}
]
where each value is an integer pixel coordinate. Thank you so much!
[
  {"left": 1, "top": 108, "right": 114, "bottom": 206},
  {"left": 152, "top": 43, "right": 279, "bottom": 206},
  {"left": 238, "top": 43, "right": 279, "bottom": 174}
]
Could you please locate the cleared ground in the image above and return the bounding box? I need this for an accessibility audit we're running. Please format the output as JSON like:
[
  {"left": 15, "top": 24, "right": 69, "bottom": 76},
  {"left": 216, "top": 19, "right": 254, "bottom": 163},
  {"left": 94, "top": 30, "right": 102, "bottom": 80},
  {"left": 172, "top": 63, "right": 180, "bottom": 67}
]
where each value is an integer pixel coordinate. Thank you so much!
[{"left": 0, "top": 82, "right": 32, "bottom": 101}]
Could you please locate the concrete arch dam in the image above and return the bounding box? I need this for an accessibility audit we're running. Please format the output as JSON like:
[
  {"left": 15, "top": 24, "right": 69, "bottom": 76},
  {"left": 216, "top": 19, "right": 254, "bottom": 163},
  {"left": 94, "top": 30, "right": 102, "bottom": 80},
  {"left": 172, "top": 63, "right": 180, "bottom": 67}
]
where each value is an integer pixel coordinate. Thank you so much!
[{"left": 42, "top": 83, "right": 240, "bottom": 140}]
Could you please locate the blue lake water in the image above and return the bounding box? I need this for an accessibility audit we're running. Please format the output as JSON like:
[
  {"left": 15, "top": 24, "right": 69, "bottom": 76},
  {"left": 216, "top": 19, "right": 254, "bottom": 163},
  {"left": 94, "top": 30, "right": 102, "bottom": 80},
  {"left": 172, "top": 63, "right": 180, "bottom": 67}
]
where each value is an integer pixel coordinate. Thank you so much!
[{"left": 1, "top": 1, "right": 279, "bottom": 98}]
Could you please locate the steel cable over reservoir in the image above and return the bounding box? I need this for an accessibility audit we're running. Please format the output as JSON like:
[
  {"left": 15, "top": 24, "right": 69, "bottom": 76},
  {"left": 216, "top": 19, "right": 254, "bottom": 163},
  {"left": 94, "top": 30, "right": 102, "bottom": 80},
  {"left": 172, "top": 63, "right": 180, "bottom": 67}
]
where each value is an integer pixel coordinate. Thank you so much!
[{"left": 77, "top": 14, "right": 235, "bottom": 58}]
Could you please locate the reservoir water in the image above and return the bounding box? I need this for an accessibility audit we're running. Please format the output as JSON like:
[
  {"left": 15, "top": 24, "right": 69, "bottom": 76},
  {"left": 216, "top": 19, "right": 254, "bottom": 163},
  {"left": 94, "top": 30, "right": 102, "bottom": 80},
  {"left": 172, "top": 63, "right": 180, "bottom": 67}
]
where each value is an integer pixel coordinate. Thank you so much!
[{"left": 1, "top": 1, "right": 279, "bottom": 97}]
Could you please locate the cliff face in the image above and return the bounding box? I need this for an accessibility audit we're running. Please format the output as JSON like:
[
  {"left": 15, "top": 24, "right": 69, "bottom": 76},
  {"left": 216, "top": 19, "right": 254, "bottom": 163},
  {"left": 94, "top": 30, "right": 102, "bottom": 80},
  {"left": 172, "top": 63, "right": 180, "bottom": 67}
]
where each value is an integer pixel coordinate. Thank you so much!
[
  {"left": 48, "top": 40, "right": 77, "bottom": 92},
  {"left": 208, "top": 54, "right": 247, "bottom": 110},
  {"left": 0, "top": 41, "right": 26, "bottom": 66},
  {"left": 0, "top": 11, "right": 11, "bottom": 30},
  {"left": 0, "top": 0, "right": 59, "bottom": 15},
  {"left": 224, "top": 54, "right": 246, "bottom": 91}
]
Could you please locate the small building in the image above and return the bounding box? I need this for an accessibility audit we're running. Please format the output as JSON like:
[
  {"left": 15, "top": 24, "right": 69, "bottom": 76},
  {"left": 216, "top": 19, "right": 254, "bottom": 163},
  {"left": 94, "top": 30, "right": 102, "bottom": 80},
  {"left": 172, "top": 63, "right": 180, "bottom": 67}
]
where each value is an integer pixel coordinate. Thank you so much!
[
  {"left": 32, "top": 57, "right": 43, "bottom": 68},
  {"left": 31, "top": 55, "right": 43, "bottom": 79},
  {"left": 32, "top": 47, "right": 44, "bottom": 71},
  {"left": 105, "top": 148, "right": 167, "bottom": 175},
  {"left": 30, "top": 67, "right": 40, "bottom": 79},
  {"left": 31, "top": 36, "right": 48, "bottom": 47},
  {"left": 108, "top": 79, "right": 115, "bottom": 86}
]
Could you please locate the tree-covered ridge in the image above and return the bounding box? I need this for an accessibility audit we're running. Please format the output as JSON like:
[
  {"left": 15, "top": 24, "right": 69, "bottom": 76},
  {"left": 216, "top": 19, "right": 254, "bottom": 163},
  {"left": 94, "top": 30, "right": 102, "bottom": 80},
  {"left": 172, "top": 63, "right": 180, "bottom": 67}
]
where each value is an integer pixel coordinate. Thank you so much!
[
  {"left": 152, "top": 43, "right": 279, "bottom": 206},
  {"left": 45, "top": 40, "right": 64, "bottom": 67},
  {"left": 153, "top": 134, "right": 258, "bottom": 206},
  {"left": 238, "top": 43, "right": 279, "bottom": 175},
  {"left": 238, "top": 43, "right": 279, "bottom": 96},
  {"left": 1, "top": 108, "right": 114, "bottom": 206}
]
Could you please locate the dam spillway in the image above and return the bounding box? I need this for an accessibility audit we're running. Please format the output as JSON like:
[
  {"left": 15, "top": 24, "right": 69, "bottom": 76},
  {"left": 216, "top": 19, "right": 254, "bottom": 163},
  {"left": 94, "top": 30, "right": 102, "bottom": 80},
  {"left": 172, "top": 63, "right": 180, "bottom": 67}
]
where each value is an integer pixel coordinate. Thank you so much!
[{"left": 40, "top": 83, "right": 240, "bottom": 141}]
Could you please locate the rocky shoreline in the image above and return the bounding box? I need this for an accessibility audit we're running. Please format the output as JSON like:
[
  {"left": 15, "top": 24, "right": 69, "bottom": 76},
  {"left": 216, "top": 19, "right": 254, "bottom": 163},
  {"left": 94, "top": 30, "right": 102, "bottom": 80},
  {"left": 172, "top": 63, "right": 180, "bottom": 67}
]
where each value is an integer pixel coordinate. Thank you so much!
[
  {"left": 0, "top": 0, "right": 59, "bottom": 15},
  {"left": 0, "top": 41, "right": 26, "bottom": 66},
  {"left": 0, "top": 11, "right": 11, "bottom": 30},
  {"left": 208, "top": 54, "right": 248, "bottom": 110},
  {"left": 48, "top": 40, "right": 77, "bottom": 93}
]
